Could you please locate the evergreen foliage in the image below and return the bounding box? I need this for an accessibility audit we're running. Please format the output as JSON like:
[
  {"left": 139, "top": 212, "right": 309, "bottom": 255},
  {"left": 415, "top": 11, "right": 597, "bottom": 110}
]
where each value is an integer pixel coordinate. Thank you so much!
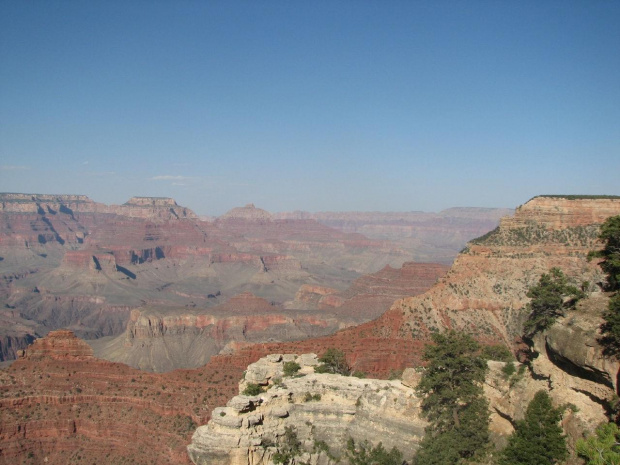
[
  {"left": 600, "top": 295, "right": 620, "bottom": 359},
  {"left": 346, "top": 438, "right": 403, "bottom": 465},
  {"left": 591, "top": 215, "right": 620, "bottom": 292},
  {"left": 523, "top": 267, "right": 582, "bottom": 338},
  {"left": 481, "top": 344, "right": 514, "bottom": 362},
  {"left": 499, "top": 390, "right": 567, "bottom": 465},
  {"left": 413, "top": 331, "right": 489, "bottom": 465},
  {"left": 576, "top": 422, "right": 620, "bottom": 465},
  {"left": 314, "top": 348, "right": 349, "bottom": 375},
  {"left": 594, "top": 216, "right": 620, "bottom": 359}
]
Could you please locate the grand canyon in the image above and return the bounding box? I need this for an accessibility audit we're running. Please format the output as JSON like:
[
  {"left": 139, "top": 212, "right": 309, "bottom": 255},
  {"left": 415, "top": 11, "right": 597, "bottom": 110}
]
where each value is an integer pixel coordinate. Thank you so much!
[{"left": 1, "top": 193, "right": 620, "bottom": 464}]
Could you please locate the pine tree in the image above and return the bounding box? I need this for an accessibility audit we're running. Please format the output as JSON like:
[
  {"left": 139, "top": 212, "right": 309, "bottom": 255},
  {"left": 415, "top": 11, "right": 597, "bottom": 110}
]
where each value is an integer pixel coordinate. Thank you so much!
[
  {"left": 499, "top": 390, "right": 567, "bottom": 465},
  {"left": 314, "top": 348, "right": 349, "bottom": 375},
  {"left": 523, "top": 267, "right": 582, "bottom": 338},
  {"left": 576, "top": 422, "right": 620, "bottom": 465},
  {"left": 413, "top": 331, "right": 489, "bottom": 465},
  {"left": 592, "top": 215, "right": 620, "bottom": 292},
  {"left": 594, "top": 215, "right": 620, "bottom": 358}
]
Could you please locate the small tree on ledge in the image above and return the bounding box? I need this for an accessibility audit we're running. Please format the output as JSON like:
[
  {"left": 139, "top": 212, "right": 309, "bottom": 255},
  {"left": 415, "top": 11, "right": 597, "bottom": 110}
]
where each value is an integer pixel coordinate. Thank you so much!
[
  {"left": 523, "top": 267, "right": 583, "bottom": 338},
  {"left": 314, "top": 348, "right": 350, "bottom": 375}
]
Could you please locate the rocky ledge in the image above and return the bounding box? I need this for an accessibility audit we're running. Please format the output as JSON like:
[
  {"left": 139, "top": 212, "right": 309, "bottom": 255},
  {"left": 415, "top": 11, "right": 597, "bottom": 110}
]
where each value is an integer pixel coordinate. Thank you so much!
[
  {"left": 187, "top": 354, "right": 428, "bottom": 465},
  {"left": 189, "top": 319, "right": 618, "bottom": 465}
]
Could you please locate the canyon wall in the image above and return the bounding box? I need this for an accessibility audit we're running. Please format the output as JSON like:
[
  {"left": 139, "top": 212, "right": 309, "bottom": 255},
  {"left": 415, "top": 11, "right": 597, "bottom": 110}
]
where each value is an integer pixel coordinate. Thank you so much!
[
  {"left": 188, "top": 354, "right": 428, "bottom": 465},
  {"left": 91, "top": 260, "right": 448, "bottom": 372},
  {"left": 223, "top": 196, "right": 620, "bottom": 377}
]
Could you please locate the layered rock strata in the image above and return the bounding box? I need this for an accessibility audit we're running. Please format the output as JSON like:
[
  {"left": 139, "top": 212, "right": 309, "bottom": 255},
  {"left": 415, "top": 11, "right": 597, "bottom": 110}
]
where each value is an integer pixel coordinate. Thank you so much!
[
  {"left": 1, "top": 194, "right": 417, "bottom": 362},
  {"left": 191, "top": 315, "right": 619, "bottom": 465},
  {"left": 0, "top": 330, "right": 244, "bottom": 464},
  {"left": 93, "top": 258, "right": 448, "bottom": 372}
]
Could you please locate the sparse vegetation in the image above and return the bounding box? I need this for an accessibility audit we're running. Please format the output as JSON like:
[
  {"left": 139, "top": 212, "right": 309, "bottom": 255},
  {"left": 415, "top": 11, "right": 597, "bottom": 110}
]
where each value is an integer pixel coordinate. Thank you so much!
[
  {"left": 346, "top": 438, "right": 403, "bottom": 465},
  {"left": 481, "top": 344, "right": 514, "bottom": 362},
  {"left": 501, "top": 361, "right": 516, "bottom": 379},
  {"left": 272, "top": 426, "right": 301, "bottom": 465},
  {"left": 242, "top": 383, "right": 263, "bottom": 396},
  {"left": 303, "top": 392, "right": 321, "bottom": 402}
]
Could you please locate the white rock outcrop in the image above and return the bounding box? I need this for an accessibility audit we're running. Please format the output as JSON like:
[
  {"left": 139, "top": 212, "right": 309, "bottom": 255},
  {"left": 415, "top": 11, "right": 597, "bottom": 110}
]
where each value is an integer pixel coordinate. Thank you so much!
[{"left": 187, "top": 354, "right": 428, "bottom": 465}]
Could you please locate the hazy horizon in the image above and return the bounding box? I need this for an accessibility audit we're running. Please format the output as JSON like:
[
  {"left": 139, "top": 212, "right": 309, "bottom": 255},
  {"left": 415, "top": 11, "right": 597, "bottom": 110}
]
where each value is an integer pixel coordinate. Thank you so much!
[{"left": 1, "top": 1, "right": 619, "bottom": 216}]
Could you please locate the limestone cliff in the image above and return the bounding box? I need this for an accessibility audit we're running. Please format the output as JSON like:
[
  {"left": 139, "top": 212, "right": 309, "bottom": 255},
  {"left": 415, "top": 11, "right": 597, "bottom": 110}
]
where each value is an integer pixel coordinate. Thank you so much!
[{"left": 188, "top": 354, "right": 428, "bottom": 465}]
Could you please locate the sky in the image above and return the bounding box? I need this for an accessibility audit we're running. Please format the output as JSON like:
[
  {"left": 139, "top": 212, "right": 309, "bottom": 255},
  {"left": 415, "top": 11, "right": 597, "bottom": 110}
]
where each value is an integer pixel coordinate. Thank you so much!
[{"left": 1, "top": 1, "right": 619, "bottom": 216}]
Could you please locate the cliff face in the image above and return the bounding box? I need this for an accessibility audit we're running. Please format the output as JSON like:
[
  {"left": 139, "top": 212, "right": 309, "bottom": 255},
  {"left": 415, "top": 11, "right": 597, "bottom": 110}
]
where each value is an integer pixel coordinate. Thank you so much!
[
  {"left": 190, "top": 293, "right": 620, "bottom": 465},
  {"left": 92, "top": 293, "right": 351, "bottom": 372},
  {"left": 287, "top": 262, "right": 449, "bottom": 320},
  {"left": 90, "top": 259, "right": 448, "bottom": 372}
]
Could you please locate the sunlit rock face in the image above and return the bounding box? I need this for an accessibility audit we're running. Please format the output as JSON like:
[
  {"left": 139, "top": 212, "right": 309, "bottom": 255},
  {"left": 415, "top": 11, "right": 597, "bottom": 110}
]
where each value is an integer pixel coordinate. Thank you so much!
[{"left": 188, "top": 354, "right": 428, "bottom": 465}]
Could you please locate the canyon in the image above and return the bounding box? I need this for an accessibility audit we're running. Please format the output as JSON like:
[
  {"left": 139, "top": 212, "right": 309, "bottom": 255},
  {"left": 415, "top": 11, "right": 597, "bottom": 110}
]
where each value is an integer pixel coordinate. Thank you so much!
[
  {"left": 0, "top": 193, "right": 492, "bottom": 367},
  {"left": 2, "top": 195, "right": 619, "bottom": 464}
]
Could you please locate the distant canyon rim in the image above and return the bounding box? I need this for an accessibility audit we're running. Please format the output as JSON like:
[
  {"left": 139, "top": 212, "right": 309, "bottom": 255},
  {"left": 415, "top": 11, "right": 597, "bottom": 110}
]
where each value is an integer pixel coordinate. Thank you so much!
[{"left": 0, "top": 192, "right": 509, "bottom": 369}]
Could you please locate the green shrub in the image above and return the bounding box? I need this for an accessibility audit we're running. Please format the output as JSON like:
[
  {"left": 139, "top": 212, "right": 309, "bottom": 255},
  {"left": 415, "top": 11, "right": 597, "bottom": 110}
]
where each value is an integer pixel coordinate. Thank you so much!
[
  {"left": 242, "top": 383, "right": 263, "bottom": 396},
  {"left": 304, "top": 392, "right": 321, "bottom": 402},
  {"left": 283, "top": 361, "right": 301, "bottom": 377},
  {"left": 346, "top": 438, "right": 403, "bottom": 465},
  {"left": 502, "top": 361, "right": 516, "bottom": 379},
  {"left": 272, "top": 426, "right": 301, "bottom": 465}
]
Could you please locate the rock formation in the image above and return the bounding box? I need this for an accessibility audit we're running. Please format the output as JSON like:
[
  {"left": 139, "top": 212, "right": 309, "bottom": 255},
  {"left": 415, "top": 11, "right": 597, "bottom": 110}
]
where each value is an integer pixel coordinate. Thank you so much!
[
  {"left": 219, "top": 196, "right": 620, "bottom": 377},
  {"left": 189, "top": 316, "right": 618, "bottom": 465},
  {"left": 92, "top": 260, "right": 448, "bottom": 372},
  {"left": 0, "top": 194, "right": 422, "bottom": 362},
  {"left": 188, "top": 354, "right": 428, "bottom": 465},
  {"left": 2, "top": 195, "right": 619, "bottom": 464}
]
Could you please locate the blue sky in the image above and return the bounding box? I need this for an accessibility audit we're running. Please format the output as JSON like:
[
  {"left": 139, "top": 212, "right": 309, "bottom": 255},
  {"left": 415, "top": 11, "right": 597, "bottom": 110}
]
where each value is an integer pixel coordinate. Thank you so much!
[{"left": 1, "top": 1, "right": 618, "bottom": 216}]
